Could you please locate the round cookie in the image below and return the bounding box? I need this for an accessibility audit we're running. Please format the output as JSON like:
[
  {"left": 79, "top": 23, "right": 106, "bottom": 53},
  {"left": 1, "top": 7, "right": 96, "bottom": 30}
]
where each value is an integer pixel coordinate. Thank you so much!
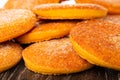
[
  {"left": 33, "top": 3, "right": 107, "bottom": 19},
  {"left": 75, "top": 0, "right": 120, "bottom": 14},
  {"left": 4, "top": 0, "right": 60, "bottom": 10},
  {"left": 16, "top": 21, "right": 78, "bottom": 44},
  {"left": 0, "top": 9, "right": 37, "bottom": 42},
  {"left": 70, "top": 19, "right": 120, "bottom": 70},
  {"left": 22, "top": 38, "right": 93, "bottom": 75},
  {"left": 0, "top": 42, "right": 22, "bottom": 73},
  {"left": 100, "top": 15, "right": 120, "bottom": 24}
]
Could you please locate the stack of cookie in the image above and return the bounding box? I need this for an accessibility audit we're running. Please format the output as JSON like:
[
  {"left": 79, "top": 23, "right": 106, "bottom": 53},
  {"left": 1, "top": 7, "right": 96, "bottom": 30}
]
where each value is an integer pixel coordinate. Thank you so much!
[{"left": 0, "top": 0, "right": 119, "bottom": 75}]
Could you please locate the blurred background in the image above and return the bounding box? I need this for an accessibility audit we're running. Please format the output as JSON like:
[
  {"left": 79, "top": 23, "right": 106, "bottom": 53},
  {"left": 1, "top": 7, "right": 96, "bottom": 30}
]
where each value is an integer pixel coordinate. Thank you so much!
[
  {"left": 0, "top": 0, "right": 7, "bottom": 8},
  {"left": 0, "top": 0, "right": 76, "bottom": 8}
]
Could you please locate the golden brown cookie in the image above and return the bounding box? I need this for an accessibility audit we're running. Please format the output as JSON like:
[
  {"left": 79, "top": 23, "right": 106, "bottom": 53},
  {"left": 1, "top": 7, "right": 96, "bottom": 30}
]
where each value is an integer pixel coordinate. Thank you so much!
[
  {"left": 0, "top": 42, "right": 22, "bottom": 73},
  {"left": 22, "top": 38, "right": 93, "bottom": 75},
  {"left": 16, "top": 21, "right": 78, "bottom": 44},
  {"left": 33, "top": 3, "right": 107, "bottom": 19},
  {"left": 70, "top": 19, "right": 120, "bottom": 70},
  {"left": 4, "top": 0, "right": 60, "bottom": 10},
  {"left": 0, "top": 9, "right": 37, "bottom": 42},
  {"left": 75, "top": 0, "right": 120, "bottom": 14},
  {"left": 100, "top": 15, "right": 120, "bottom": 24}
]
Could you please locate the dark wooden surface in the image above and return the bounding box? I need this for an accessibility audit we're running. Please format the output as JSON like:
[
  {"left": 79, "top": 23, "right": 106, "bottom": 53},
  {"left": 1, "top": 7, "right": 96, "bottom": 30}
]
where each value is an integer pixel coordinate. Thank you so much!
[{"left": 0, "top": 60, "right": 119, "bottom": 80}]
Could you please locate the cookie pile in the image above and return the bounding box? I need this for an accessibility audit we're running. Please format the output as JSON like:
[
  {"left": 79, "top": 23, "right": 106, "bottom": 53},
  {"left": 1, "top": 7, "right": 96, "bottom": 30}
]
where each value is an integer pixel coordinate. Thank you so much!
[{"left": 0, "top": 0, "right": 119, "bottom": 75}]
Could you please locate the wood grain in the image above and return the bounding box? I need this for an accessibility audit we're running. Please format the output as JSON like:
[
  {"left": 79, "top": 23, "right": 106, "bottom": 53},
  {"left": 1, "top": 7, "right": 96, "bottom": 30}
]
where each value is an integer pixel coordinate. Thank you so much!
[{"left": 0, "top": 60, "right": 119, "bottom": 80}]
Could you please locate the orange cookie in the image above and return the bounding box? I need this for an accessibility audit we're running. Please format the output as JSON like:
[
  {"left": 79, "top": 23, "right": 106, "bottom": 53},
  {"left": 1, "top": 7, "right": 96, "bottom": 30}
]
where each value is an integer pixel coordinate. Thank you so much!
[
  {"left": 0, "top": 9, "right": 37, "bottom": 42},
  {"left": 33, "top": 3, "right": 107, "bottom": 19},
  {"left": 4, "top": 0, "right": 60, "bottom": 10},
  {"left": 99, "top": 15, "right": 120, "bottom": 24},
  {"left": 0, "top": 42, "right": 22, "bottom": 73},
  {"left": 70, "top": 19, "right": 120, "bottom": 70},
  {"left": 16, "top": 21, "right": 78, "bottom": 44},
  {"left": 22, "top": 38, "right": 93, "bottom": 75},
  {"left": 75, "top": 0, "right": 120, "bottom": 14}
]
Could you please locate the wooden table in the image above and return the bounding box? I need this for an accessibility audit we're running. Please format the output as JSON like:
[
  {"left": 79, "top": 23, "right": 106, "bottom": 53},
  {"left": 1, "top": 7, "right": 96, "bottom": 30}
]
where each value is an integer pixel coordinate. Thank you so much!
[{"left": 0, "top": 60, "right": 119, "bottom": 80}]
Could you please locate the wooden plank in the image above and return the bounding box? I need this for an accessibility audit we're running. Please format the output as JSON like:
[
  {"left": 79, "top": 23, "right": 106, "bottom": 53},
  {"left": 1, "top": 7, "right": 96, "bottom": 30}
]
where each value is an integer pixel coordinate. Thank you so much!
[
  {"left": 104, "top": 68, "right": 118, "bottom": 80},
  {"left": 0, "top": 60, "right": 119, "bottom": 80}
]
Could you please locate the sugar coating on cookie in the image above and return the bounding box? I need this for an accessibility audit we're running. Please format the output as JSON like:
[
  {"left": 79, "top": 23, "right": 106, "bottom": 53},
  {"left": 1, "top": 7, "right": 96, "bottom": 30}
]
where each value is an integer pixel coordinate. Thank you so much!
[
  {"left": 4, "top": 0, "right": 60, "bottom": 10},
  {"left": 0, "top": 42, "right": 22, "bottom": 73},
  {"left": 22, "top": 38, "right": 93, "bottom": 75},
  {"left": 0, "top": 9, "right": 37, "bottom": 42},
  {"left": 70, "top": 18, "right": 120, "bottom": 70},
  {"left": 75, "top": 0, "right": 120, "bottom": 14},
  {"left": 99, "top": 15, "right": 120, "bottom": 24},
  {"left": 33, "top": 3, "right": 107, "bottom": 19},
  {"left": 16, "top": 21, "right": 78, "bottom": 44}
]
